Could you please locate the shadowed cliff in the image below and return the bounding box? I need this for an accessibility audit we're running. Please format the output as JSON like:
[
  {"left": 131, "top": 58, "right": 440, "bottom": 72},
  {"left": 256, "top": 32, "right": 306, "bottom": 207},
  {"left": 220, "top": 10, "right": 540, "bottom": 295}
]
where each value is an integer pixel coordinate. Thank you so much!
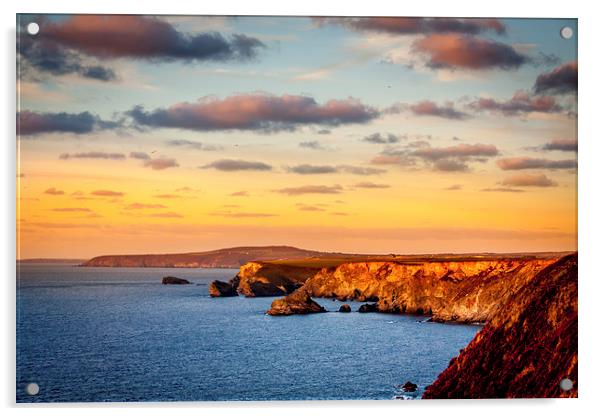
[{"left": 423, "top": 253, "right": 577, "bottom": 398}]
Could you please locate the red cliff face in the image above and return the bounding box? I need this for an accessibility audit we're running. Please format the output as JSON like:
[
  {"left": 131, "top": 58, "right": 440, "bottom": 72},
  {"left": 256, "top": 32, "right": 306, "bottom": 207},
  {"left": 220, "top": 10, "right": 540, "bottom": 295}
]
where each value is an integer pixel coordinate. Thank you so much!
[{"left": 423, "top": 254, "right": 577, "bottom": 398}]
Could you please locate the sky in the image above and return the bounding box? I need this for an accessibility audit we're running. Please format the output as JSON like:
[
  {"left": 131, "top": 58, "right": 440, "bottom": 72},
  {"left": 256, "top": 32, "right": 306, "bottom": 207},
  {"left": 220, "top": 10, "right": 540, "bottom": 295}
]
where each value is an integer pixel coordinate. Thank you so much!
[{"left": 16, "top": 15, "right": 578, "bottom": 258}]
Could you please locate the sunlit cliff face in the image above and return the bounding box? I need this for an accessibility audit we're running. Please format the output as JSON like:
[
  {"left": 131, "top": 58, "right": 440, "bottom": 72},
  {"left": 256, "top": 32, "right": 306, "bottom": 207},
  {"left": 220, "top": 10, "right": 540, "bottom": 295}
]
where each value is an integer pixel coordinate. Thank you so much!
[{"left": 17, "top": 15, "right": 577, "bottom": 258}]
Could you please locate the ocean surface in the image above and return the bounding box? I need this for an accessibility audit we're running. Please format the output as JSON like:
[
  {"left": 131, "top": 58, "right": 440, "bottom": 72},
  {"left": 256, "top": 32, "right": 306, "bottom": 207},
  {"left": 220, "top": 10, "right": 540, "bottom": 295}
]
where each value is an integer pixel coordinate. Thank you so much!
[{"left": 16, "top": 264, "right": 480, "bottom": 402}]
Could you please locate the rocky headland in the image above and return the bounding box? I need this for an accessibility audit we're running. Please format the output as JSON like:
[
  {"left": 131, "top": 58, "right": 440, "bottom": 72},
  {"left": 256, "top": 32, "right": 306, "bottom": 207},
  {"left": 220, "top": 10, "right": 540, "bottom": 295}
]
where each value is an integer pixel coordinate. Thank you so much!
[
  {"left": 80, "top": 246, "right": 361, "bottom": 268},
  {"left": 213, "top": 251, "right": 576, "bottom": 398}
]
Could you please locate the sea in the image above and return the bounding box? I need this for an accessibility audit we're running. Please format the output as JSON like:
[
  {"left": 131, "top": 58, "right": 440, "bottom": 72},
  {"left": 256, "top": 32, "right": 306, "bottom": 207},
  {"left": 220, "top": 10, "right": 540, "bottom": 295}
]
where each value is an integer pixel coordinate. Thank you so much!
[{"left": 16, "top": 263, "right": 480, "bottom": 402}]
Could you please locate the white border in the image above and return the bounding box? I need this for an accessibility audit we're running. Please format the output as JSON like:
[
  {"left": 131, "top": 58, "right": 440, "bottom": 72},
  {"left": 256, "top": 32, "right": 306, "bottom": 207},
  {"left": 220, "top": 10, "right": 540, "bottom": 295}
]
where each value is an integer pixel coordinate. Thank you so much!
[{"left": 3, "top": 1, "right": 600, "bottom": 415}]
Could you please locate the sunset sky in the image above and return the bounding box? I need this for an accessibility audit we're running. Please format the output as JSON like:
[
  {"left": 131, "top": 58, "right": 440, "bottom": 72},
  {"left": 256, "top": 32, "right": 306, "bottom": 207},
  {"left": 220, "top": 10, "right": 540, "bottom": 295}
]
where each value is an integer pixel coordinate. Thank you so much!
[{"left": 16, "top": 15, "right": 577, "bottom": 259}]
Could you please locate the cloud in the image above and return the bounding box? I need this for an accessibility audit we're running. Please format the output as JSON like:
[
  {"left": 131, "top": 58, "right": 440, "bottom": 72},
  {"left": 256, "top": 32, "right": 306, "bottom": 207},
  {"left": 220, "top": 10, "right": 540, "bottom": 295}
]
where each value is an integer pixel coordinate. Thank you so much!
[
  {"left": 229, "top": 191, "right": 249, "bottom": 197},
  {"left": 147, "top": 212, "right": 183, "bottom": 218},
  {"left": 125, "top": 203, "right": 167, "bottom": 210},
  {"left": 314, "top": 17, "right": 505, "bottom": 35},
  {"left": 533, "top": 61, "right": 577, "bottom": 95},
  {"left": 354, "top": 182, "right": 390, "bottom": 189},
  {"left": 339, "top": 165, "right": 386, "bottom": 176},
  {"left": 444, "top": 184, "right": 462, "bottom": 190},
  {"left": 38, "top": 15, "right": 265, "bottom": 62},
  {"left": 18, "top": 33, "right": 116, "bottom": 82},
  {"left": 480, "top": 187, "right": 526, "bottom": 193},
  {"left": 17, "top": 111, "right": 120, "bottom": 136},
  {"left": 317, "top": 129, "right": 331, "bottom": 135},
  {"left": 166, "top": 139, "right": 222, "bottom": 151},
  {"left": 274, "top": 185, "right": 344, "bottom": 195},
  {"left": 129, "top": 151, "right": 151, "bottom": 160},
  {"left": 201, "top": 159, "right": 272, "bottom": 171},
  {"left": 362, "top": 132, "right": 404, "bottom": 144},
  {"left": 144, "top": 157, "right": 179, "bottom": 170},
  {"left": 153, "top": 194, "right": 182, "bottom": 199},
  {"left": 330, "top": 212, "right": 349, "bottom": 216},
  {"left": 211, "top": 212, "right": 278, "bottom": 218},
  {"left": 408, "top": 100, "right": 470, "bottom": 120},
  {"left": 412, "top": 34, "right": 527, "bottom": 70},
  {"left": 296, "top": 204, "right": 326, "bottom": 212},
  {"left": 372, "top": 142, "right": 498, "bottom": 172},
  {"left": 433, "top": 159, "right": 469, "bottom": 172},
  {"left": 413, "top": 143, "right": 499, "bottom": 160},
  {"left": 542, "top": 139, "right": 577, "bottom": 152},
  {"left": 501, "top": 174, "right": 558, "bottom": 187},
  {"left": 51, "top": 208, "right": 92, "bottom": 212},
  {"left": 59, "top": 151, "right": 126, "bottom": 160},
  {"left": 91, "top": 190, "right": 124, "bottom": 197},
  {"left": 287, "top": 164, "right": 338, "bottom": 174},
  {"left": 286, "top": 164, "right": 385, "bottom": 175},
  {"left": 299, "top": 140, "right": 327, "bottom": 150},
  {"left": 496, "top": 157, "right": 576, "bottom": 170},
  {"left": 468, "top": 90, "right": 562, "bottom": 116},
  {"left": 44, "top": 187, "right": 64, "bottom": 195},
  {"left": 127, "top": 94, "right": 378, "bottom": 132}
]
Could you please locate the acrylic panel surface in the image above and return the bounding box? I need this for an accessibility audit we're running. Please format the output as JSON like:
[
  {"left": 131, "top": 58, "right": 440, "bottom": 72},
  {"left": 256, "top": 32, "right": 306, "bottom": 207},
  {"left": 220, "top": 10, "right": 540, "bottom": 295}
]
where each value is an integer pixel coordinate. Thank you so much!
[{"left": 16, "top": 15, "right": 577, "bottom": 402}]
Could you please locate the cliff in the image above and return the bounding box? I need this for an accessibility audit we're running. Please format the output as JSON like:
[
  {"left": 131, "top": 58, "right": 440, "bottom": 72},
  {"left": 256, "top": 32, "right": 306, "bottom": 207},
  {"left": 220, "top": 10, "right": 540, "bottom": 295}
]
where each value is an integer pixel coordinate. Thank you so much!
[
  {"left": 423, "top": 253, "right": 577, "bottom": 398},
  {"left": 80, "top": 246, "right": 349, "bottom": 268},
  {"left": 267, "top": 256, "right": 559, "bottom": 323}
]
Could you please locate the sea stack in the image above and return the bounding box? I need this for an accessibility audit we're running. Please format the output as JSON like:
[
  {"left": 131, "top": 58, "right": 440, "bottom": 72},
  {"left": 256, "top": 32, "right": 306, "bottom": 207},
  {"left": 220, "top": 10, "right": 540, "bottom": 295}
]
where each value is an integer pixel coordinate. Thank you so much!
[{"left": 267, "top": 289, "right": 326, "bottom": 316}]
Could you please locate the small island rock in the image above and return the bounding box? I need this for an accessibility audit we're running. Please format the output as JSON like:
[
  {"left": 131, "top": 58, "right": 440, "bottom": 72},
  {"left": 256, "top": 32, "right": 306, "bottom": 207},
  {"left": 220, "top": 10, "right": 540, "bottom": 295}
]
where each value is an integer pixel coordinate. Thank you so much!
[
  {"left": 358, "top": 303, "right": 378, "bottom": 313},
  {"left": 161, "top": 276, "right": 190, "bottom": 285},
  {"left": 339, "top": 304, "right": 351, "bottom": 313},
  {"left": 402, "top": 381, "right": 418, "bottom": 392},
  {"left": 209, "top": 276, "right": 239, "bottom": 297},
  {"left": 267, "top": 289, "right": 326, "bottom": 316}
]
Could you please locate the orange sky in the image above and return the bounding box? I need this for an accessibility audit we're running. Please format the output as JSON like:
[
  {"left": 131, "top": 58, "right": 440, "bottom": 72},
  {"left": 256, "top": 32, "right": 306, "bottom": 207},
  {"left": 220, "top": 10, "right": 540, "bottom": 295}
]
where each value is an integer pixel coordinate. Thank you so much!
[{"left": 17, "top": 15, "right": 577, "bottom": 259}]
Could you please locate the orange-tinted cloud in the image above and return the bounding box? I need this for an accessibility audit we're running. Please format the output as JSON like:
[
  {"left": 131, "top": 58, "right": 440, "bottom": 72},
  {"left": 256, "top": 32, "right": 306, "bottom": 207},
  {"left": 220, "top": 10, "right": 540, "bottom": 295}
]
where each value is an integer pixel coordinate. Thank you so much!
[
  {"left": 128, "top": 94, "right": 378, "bottom": 132},
  {"left": 412, "top": 34, "right": 527, "bottom": 70},
  {"left": 91, "top": 190, "right": 124, "bottom": 197},
  {"left": 469, "top": 90, "right": 561, "bottom": 116},
  {"left": 42, "top": 15, "right": 265, "bottom": 61},
  {"left": 501, "top": 174, "right": 558, "bottom": 187},
  {"left": 44, "top": 187, "right": 65, "bottom": 195}
]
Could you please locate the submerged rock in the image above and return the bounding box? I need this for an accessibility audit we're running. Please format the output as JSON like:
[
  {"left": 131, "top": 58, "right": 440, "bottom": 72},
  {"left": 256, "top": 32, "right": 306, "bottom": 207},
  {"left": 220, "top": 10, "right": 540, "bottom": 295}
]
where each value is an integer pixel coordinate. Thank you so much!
[
  {"left": 339, "top": 304, "right": 351, "bottom": 313},
  {"left": 267, "top": 289, "right": 326, "bottom": 316},
  {"left": 402, "top": 381, "right": 418, "bottom": 392},
  {"left": 358, "top": 303, "right": 378, "bottom": 313},
  {"left": 209, "top": 276, "right": 240, "bottom": 297},
  {"left": 161, "top": 276, "right": 190, "bottom": 285}
]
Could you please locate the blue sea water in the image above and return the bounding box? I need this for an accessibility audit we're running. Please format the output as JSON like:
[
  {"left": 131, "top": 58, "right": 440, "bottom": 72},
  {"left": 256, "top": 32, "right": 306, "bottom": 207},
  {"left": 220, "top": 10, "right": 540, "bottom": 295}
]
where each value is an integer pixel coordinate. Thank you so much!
[{"left": 16, "top": 263, "right": 480, "bottom": 402}]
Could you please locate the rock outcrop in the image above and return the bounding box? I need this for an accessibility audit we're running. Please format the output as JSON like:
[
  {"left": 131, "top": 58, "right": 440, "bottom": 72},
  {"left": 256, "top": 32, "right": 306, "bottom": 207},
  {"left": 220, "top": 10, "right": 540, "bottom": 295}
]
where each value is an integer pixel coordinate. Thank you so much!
[
  {"left": 267, "top": 289, "right": 326, "bottom": 316},
  {"left": 402, "top": 381, "right": 418, "bottom": 392},
  {"left": 161, "top": 276, "right": 190, "bottom": 285},
  {"left": 208, "top": 276, "right": 239, "bottom": 297},
  {"left": 338, "top": 304, "right": 351, "bottom": 313},
  {"left": 235, "top": 261, "right": 319, "bottom": 297},
  {"left": 358, "top": 303, "right": 378, "bottom": 313},
  {"left": 423, "top": 253, "right": 577, "bottom": 398}
]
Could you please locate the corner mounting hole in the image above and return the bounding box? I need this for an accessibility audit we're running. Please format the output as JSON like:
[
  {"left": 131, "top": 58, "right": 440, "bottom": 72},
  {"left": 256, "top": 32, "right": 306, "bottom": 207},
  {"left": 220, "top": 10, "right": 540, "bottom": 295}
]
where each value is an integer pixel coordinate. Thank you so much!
[
  {"left": 27, "top": 22, "right": 39, "bottom": 36},
  {"left": 560, "top": 26, "right": 573, "bottom": 40},
  {"left": 25, "top": 382, "right": 39, "bottom": 396},
  {"left": 559, "top": 378, "right": 573, "bottom": 391}
]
